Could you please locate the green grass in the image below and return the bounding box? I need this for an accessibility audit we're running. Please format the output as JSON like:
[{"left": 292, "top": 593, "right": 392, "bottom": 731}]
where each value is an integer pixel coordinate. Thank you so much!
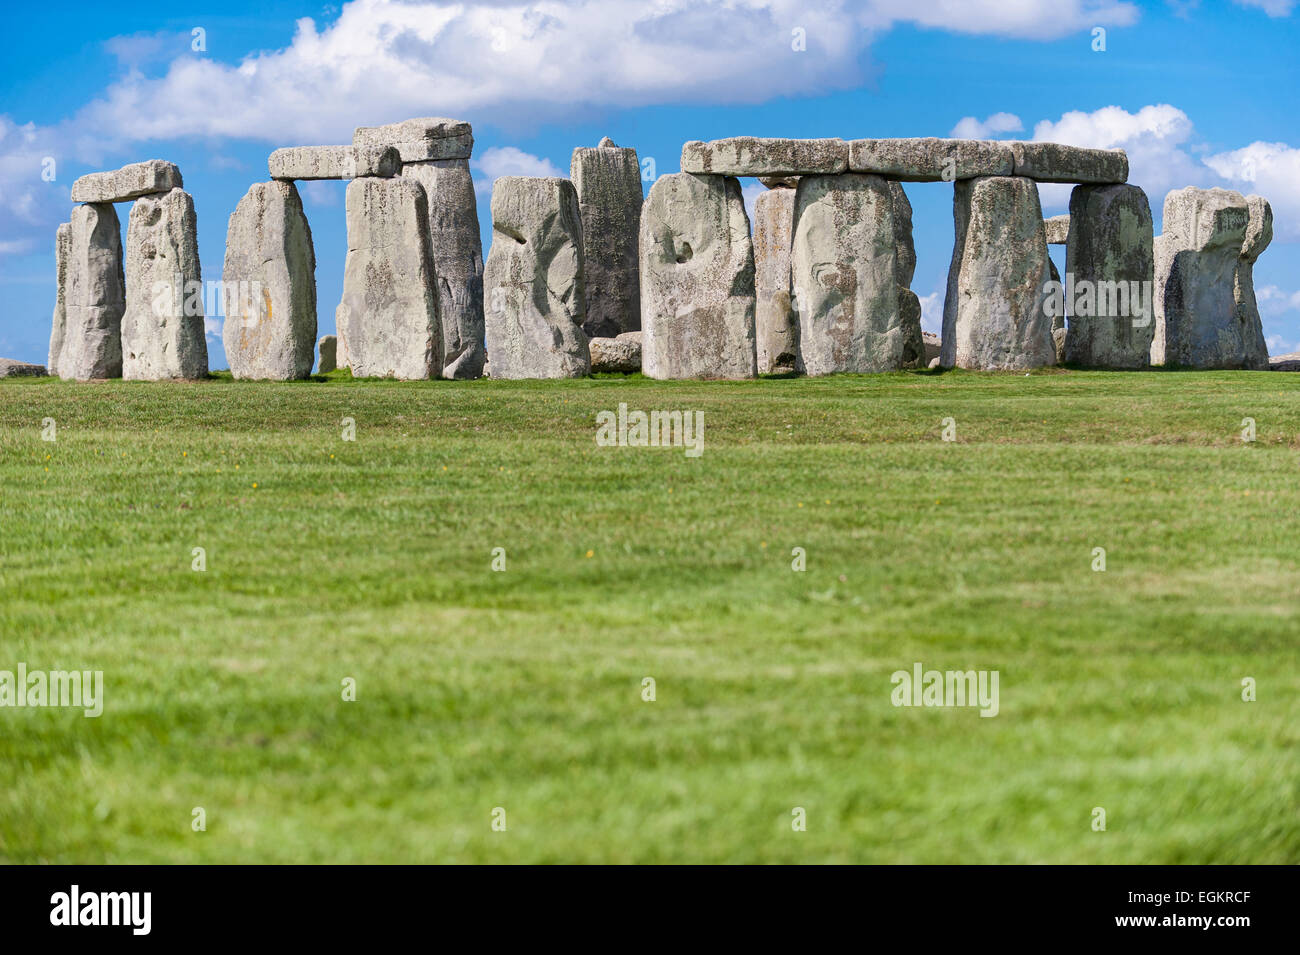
[{"left": 1, "top": 368, "right": 1297, "bottom": 863}]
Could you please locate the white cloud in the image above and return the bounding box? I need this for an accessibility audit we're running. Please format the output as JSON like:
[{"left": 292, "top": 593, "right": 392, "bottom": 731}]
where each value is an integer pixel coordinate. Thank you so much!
[
  {"left": 1203, "top": 142, "right": 1300, "bottom": 240},
  {"left": 1232, "top": 0, "right": 1296, "bottom": 15},
  {"left": 918, "top": 290, "right": 943, "bottom": 334},
  {"left": 949, "top": 112, "right": 1023, "bottom": 139},
  {"left": 471, "top": 146, "right": 564, "bottom": 199}
]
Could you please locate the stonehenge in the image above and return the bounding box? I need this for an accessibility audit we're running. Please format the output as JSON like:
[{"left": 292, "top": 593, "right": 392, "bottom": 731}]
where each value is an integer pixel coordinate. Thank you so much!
[
  {"left": 356, "top": 118, "right": 484, "bottom": 378},
  {"left": 753, "top": 184, "right": 798, "bottom": 374},
  {"left": 791, "top": 174, "right": 901, "bottom": 374},
  {"left": 640, "top": 172, "right": 756, "bottom": 379},
  {"left": 942, "top": 176, "right": 1056, "bottom": 371},
  {"left": 1152, "top": 187, "right": 1268, "bottom": 369},
  {"left": 59, "top": 203, "right": 125, "bottom": 380},
  {"left": 40, "top": 128, "right": 1281, "bottom": 387},
  {"left": 1063, "top": 184, "right": 1154, "bottom": 368},
  {"left": 223, "top": 180, "right": 317, "bottom": 380},
  {"left": 483, "top": 176, "right": 589, "bottom": 379},
  {"left": 317, "top": 335, "right": 337, "bottom": 374},
  {"left": 571, "top": 137, "right": 643, "bottom": 339},
  {"left": 122, "top": 188, "right": 209, "bottom": 380},
  {"left": 338, "top": 176, "right": 443, "bottom": 380}
]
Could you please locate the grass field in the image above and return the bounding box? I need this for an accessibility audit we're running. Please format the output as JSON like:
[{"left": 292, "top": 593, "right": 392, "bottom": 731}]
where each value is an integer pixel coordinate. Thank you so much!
[{"left": 1, "top": 368, "right": 1297, "bottom": 863}]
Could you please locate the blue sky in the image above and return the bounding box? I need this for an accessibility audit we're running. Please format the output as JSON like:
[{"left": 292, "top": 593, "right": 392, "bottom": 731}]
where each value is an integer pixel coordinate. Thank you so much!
[{"left": 2, "top": 0, "right": 1298, "bottom": 366}]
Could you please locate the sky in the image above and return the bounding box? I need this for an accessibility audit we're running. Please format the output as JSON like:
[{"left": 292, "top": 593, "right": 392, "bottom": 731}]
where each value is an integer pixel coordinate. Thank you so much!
[{"left": 1, "top": 0, "right": 1298, "bottom": 367}]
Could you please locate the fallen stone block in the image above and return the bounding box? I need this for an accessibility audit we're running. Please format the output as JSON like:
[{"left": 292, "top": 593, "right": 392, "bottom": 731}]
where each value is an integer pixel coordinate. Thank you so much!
[
  {"left": 353, "top": 117, "right": 473, "bottom": 162},
  {"left": 122, "top": 188, "right": 209, "bottom": 380},
  {"left": 589, "top": 331, "right": 642, "bottom": 374},
  {"left": 792, "top": 173, "right": 901, "bottom": 374},
  {"left": 847, "top": 138, "right": 1013, "bottom": 182},
  {"left": 1063, "top": 184, "right": 1155, "bottom": 368},
  {"left": 483, "top": 176, "right": 590, "bottom": 379},
  {"left": 941, "top": 176, "right": 1056, "bottom": 370},
  {"left": 640, "top": 172, "right": 756, "bottom": 379},
  {"left": 401, "top": 158, "right": 486, "bottom": 378},
  {"left": 337, "top": 176, "right": 443, "bottom": 379},
  {"left": 680, "top": 138, "right": 847, "bottom": 177},
  {"left": 1009, "top": 142, "right": 1128, "bottom": 184},
  {"left": 70, "top": 160, "right": 182, "bottom": 203},
  {"left": 0, "top": 358, "right": 48, "bottom": 378},
  {"left": 222, "top": 180, "right": 318, "bottom": 380},
  {"left": 571, "top": 137, "right": 643, "bottom": 339},
  {"left": 268, "top": 145, "right": 400, "bottom": 180},
  {"left": 753, "top": 186, "right": 798, "bottom": 375},
  {"left": 62, "top": 203, "right": 125, "bottom": 380}
]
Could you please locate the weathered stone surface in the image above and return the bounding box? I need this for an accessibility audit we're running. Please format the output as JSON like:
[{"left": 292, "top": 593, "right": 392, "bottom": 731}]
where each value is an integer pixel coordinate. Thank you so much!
[
  {"left": 47, "top": 222, "right": 71, "bottom": 377},
  {"left": 62, "top": 203, "right": 124, "bottom": 380},
  {"left": 122, "top": 189, "right": 208, "bottom": 379},
  {"left": 353, "top": 117, "right": 473, "bottom": 162},
  {"left": 681, "top": 138, "right": 847, "bottom": 177},
  {"left": 589, "top": 331, "right": 642, "bottom": 373},
  {"left": 0, "top": 358, "right": 48, "bottom": 378},
  {"left": 890, "top": 182, "right": 916, "bottom": 289},
  {"left": 317, "top": 335, "right": 337, "bottom": 373},
  {"left": 847, "top": 138, "right": 1013, "bottom": 182},
  {"left": 571, "top": 138, "right": 643, "bottom": 339},
  {"left": 941, "top": 176, "right": 1056, "bottom": 370},
  {"left": 759, "top": 176, "right": 799, "bottom": 189},
  {"left": 334, "top": 305, "right": 350, "bottom": 370},
  {"left": 268, "top": 145, "right": 399, "bottom": 180},
  {"left": 401, "top": 159, "right": 485, "bottom": 378},
  {"left": 640, "top": 173, "right": 756, "bottom": 379},
  {"left": 222, "top": 180, "right": 317, "bottom": 380},
  {"left": 1235, "top": 195, "right": 1273, "bottom": 370},
  {"left": 1063, "top": 184, "right": 1154, "bottom": 368},
  {"left": 1044, "top": 215, "right": 1071, "bottom": 245},
  {"left": 1048, "top": 258, "right": 1066, "bottom": 363},
  {"left": 922, "top": 331, "right": 942, "bottom": 364},
  {"left": 1009, "top": 142, "right": 1128, "bottom": 184},
  {"left": 70, "top": 160, "right": 183, "bottom": 204},
  {"left": 899, "top": 288, "right": 925, "bottom": 368},
  {"left": 337, "top": 176, "right": 442, "bottom": 379},
  {"left": 1152, "top": 187, "right": 1261, "bottom": 369},
  {"left": 483, "top": 176, "right": 589, "bottom": 379},
  {"left": 791, "top": 173, "right": 901, "bottom": 374},
  {"left": 753, "top": 187, "right": 798, "bottom": 375}
]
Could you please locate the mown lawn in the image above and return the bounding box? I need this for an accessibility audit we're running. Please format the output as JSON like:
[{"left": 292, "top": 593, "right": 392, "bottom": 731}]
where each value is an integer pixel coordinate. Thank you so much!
[{"left": 0, "top": 368, "right": 1297, "bottom": 863}]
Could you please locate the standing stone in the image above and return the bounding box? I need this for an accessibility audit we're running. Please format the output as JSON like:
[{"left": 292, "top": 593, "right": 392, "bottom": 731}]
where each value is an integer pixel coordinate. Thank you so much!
[
  {"left": 337, "top": 177, "right": 442, "bottom": 379},
  {"left": 317, "top": 335, "right": 337, "bottom": 373},
  {"left": 47, "top": 222, "right": 71, "bottom": 377},
  {"left": 1048, "top": 258, "right": 1066, "bottom": 363},
  {"left": 791, "top": 174, "right": 900, "bottom": 374},
  {"left": 483, "top": 176, "right": 589, "bottom": 379},
  {"left": 570, "top": 137, "right": 642, "bottom": 339},
  {"left": 941, "top": 177, "right": 1055, "bottom": 370},
  {"left": 1064, "top": 183, "right": 1154, "bottom": 368},
  {"left": 640, "top": 173, "right": 756, "bottom": 379},
  {"left": 222, "top": 180, "right": 317, "bottom": 380},
  {"left": 753, "top": 186, "right": 798, "bottom": 374},
  {"left": 400, "top": 159, "right": 485, "bottom": 378},
  {"left": 62, "top": 203, "right": 124, "bottom": 380},
  {"left": 890, "top": 182, "right": 926, "bottom": 368},
  {"left": 122, "top": 188, "right": 208, "bottom": 380},
  {"left": 334, "top": 306, "right": 350, "bottom": 371},
  {"left": 1152, "top": 187, "right": 1260, "bottom": 369},
  {"left": 1235, "top": 195, "right": 1272, "bottom": 370}
]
